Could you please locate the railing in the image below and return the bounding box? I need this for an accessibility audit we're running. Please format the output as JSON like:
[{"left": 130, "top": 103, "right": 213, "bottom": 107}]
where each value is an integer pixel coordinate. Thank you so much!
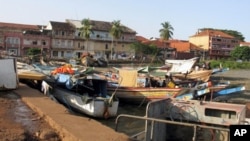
[{"left": 116, "top": 114, "right": 230, "bottom": 141}]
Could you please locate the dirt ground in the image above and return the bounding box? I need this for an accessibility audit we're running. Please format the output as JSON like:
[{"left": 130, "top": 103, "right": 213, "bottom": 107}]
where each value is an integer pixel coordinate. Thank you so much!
[
  {"left": 1, "top": 69, "right": 250, "bottom": 141},
  {"left": 0, "top": 91, "right": 61, "bottom": 141}
]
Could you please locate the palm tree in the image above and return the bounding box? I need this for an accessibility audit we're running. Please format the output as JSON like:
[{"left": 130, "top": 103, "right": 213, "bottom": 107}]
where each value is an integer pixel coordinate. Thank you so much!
[
  {"left": 159, "top": 21, "right": 174, "bottom": 40},
  {"left": 80, "top": 18, "right": 93, "bottom": 52},
  {"left": 159, "top": 21, "right": 174, "bottom": 58},
  {"left": 110, "top": 20, "right": 123, "bottom": 60}
]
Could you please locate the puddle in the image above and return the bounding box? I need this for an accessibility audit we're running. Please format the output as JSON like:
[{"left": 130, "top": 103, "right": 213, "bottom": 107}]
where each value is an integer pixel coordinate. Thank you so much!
[
  {"left": 14, "top": 99, "right": 40, "bottom": 132},
  {"left": 0, "top": 91, "right": 42, "bottom": 133}
]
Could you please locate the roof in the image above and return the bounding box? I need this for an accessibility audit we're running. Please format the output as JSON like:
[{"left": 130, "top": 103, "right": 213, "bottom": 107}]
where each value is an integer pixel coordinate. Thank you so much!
[
  {"left": 191, "top": 29, "right": 234, "bottom": 38},
  {"left": 0, "top": 22, "right": 40, "bottom": 31},
  {"left": 135, "top": 36, "right": 149, "bottom": 42},
  {"left": 49, "top": 21, "right": 75, "bottom": 31},
  {"left": 240, "top": 42, "right": 250, "bottom": 46},
  {"left": 66, "top": 19, "right": 136, "bottom": 34},
  {"left": 169, "top": 40, "right": 192, "bottom": 52}
]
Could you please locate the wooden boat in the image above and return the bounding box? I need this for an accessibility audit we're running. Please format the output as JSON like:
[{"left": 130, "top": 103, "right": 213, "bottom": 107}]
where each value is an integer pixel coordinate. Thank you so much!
[
  {"left": 42, "top": 73, "right": 119, "bottom": 119},
  {"left": 176, "top": 82, "right": 245, "bottom": 101},
  {"left": 175, "top": 87, "right": 210, "bottom": 100},
  {"left": 172, "top": 69, "right": 213, "bottom": 82},
  {"left": 106, "top": 68, "right": 208, "bottom": 104},
  {"left": 211, "top": 84, "right": 246, "bottom": 97},
  {"left": 153, "top": 57, "right": 199, "bottom": 75},
  {"left": 17, "top": 61, "right": 47, "bottom": 80},
  {"left": 165, "top": 57, "right": 199, "bottom": 73},
  {"left": 175, "top": 80, "right": 231, "bottom": 100},
  {"left": 107, "top": 86, "right": 181, "bottom": 104}
]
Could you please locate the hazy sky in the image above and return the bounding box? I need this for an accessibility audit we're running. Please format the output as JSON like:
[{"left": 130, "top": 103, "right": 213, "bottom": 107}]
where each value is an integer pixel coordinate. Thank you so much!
[{"left": 1, "top": 0, "right": 249, "bottom": 41}]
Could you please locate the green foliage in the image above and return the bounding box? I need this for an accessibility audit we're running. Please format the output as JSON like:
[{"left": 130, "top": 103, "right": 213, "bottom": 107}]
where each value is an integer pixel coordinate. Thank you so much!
[
  {"left": 130, "top": 42, "right": 158, "bottom": 56},
  {"left": 80, "top": 18, "right": 93, "bottom": 39},
  {"left": 159, "top": 21, "right": 174, "bottom": 40},
  {"left": 27, "top": 48, "right": 41, "bottom": 56},
  {"left": 210, "top": 59, "right": 250, "bottom": 70},
  {"left": 110, "top": 20, "right": 123, "bottom": 39},
  {"left": 230, "top": 46, "right": 250, "bottom": 60}
]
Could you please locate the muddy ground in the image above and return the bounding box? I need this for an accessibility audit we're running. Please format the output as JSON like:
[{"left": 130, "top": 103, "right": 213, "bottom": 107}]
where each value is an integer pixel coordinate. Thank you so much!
[
  {"left": 1, "top": 69, "right": 250, "bottom": 141},
  {"left": 0, "top": 91, "right": 61, "bottom": 141}
]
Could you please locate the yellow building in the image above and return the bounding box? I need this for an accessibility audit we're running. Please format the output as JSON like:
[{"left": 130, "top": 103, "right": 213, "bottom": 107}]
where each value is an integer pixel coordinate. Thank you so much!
[{"left": 189, "top": 29, "right": 239, "bottom": 59}]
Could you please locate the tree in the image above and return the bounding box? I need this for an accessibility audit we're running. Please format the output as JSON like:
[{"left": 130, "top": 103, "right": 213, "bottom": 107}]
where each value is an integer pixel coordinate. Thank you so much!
[
  {"left": 110, "top": 20, "right": 123, "bottom": 60},
  {"left": 230, "top": 46, "right": 250, "bottom": 60},
  {"left": 27, "top": 48, "right": 41, "bottom": 56},
  {"left": 159, "top": 21, "right": 174, "bottom": 40},
  {"left": 159, "top": 21, "right": 174, "bottom": 58},
  {"left": 130, "top": 42, "right": 159, "bottom": 60},
  {"left": 80, "top": 18, "right": 93, "bottom": 52}
]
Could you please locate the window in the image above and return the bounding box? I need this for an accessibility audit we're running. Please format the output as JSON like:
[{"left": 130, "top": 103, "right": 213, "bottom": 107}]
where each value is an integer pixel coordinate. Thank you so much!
[
  {"left": 15, "top": 39, "right": 19, "bottom": 44},
  {"left": 61, "top": 51, "right": 64, "bottom": 57},
  {"left": 205, "top": 108, "right": 236, "bottom": 119},
  {"left": 42, "top": 40, "right": 46, "bottom": 45},
  {"left": 61, "top": 40, "right": 65, "bottom": 47},
  {"left": 33, "top": 41, "right": 37, "bottom": 45},
  {"left": 62, "top": 31, "right": 65, "bottom": 36},
  {"left": 52, "top": 51, "right": 58, "bottom": 57},
  {"left": 78, "top": 42, "right": 80, "bottom": 48},
  {"left": 9, "top": 49, "right": 17, "bottom": 55},
  {"left": 105, "top": 44, "right": 108, "bottom": 49}
]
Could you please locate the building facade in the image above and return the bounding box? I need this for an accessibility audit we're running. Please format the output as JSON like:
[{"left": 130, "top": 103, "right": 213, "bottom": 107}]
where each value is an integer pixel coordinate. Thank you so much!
[
  {"left": 0, "top": 22, "right": 48, "bottom": 57},
  {"left": 66, "top": 19, "right": 136, "bottom": 60},
  {"left": 189, "top": 29, "right": 239, "bottom": 59},
  {"left": 0, "top": 19, "right": 137, "bottom": 60}
]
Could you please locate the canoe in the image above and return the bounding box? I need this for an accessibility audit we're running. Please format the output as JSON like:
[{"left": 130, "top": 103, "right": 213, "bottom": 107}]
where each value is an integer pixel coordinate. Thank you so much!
[
  {"left": 18, "top": 71, "right": 47, "bottom": 80},
  {"left": 213, "top": 84, "right": 246, "bottom": 97},
  {"left": 17, "top": 61, "right": 47, "bottom": 80},
  {"left": 107, "top": 86, "right": 182, "bottom": 104},
  {"left": 172, "top": 69, "right": 213, "bottom": 82},
  {"left": 175, "top": 87, "right": 210, "bottom": 100}
]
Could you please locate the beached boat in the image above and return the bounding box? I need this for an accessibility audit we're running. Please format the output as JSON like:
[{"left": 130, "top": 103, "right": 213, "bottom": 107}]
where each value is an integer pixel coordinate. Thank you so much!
[
  {"left": 17, "top": 61, "right": 47, "bottom": 80},
  {"left": 106, "top": 68, "right": 211, "bottom": 104},
  {"left": 176, "top": 82, "right": 245, "bottom": 101},
  {"left": 42, "top": 73, "right": 119, "bottom": 119},
  {"left": 211, "top": 83, "right": 246, "bottom": 97},
  {"left": 152, "top": 57, "right": 199, "bottom": 76},
  {"left": 172, "top": 69, "right": 213, "bottom": 82},
  {"left": 165, "top": 57, "right": 199, "bottom": 74}
]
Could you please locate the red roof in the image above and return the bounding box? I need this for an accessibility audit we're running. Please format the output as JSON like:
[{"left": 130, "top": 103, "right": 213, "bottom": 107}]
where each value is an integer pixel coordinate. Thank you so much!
[
  {"left": 240, "top": 42, "right": 250, "bottom": 46},
  {"left": 135, "top": 36, "right": 149, "bottom": 42},
  {"left": 191, "top": 29, "right": 234, "bottom": 38},
  {"left": 0, "top": 22, "right": 39, "bottom": 30}
]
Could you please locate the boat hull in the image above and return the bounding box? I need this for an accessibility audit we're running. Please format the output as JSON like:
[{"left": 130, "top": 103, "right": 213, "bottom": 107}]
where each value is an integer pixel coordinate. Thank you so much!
[
  {"left": 49, "top": 86, "right": 119, "bottom": 118},
  {"left": 107, "top": 87, "right": 181, "bottom": 104}
]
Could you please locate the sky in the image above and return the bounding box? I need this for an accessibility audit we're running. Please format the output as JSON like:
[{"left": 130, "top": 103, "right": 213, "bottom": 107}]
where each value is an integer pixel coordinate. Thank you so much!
[{"left": 1, "top": 0, "right": 250, "bottom": 41}]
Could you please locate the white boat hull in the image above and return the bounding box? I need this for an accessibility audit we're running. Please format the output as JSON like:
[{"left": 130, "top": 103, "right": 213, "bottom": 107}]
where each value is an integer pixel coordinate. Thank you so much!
[{"left": 49, "top": 86, "right": 119, "bottom": 118}]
